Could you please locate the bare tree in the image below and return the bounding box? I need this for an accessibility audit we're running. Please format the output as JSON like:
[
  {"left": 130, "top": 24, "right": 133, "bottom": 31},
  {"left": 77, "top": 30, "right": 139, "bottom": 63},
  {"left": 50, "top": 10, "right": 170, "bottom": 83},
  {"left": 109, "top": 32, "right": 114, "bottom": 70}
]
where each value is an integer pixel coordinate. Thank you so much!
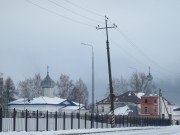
[
  {"left": 17, "top": 73, "right": 42, "bottom": 99},
  {"left": 129, "top": 72, "right": 156, "bottom": 94},
  {"left": 129, "top": 72, "right": 148, "bottom": 92},
  {"left": 70, "top": 78, "right": 88, "bottom": 106},
  {"left": 56, "top": 74, "right": 74, "bottom": 99},
  {"left": 105, "top": 77, "right": 129, "bottom": 97}
]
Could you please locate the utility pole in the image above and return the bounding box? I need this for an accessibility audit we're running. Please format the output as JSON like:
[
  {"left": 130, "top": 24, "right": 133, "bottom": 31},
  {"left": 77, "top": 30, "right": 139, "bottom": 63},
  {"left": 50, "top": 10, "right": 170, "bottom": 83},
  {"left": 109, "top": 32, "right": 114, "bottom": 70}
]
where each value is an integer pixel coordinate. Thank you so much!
[
  {"left": 159, "top": 89, "right": 162, "bottom": 118},
  {"left": 96, "top": 16, "right": 117, "bottom": 128}
]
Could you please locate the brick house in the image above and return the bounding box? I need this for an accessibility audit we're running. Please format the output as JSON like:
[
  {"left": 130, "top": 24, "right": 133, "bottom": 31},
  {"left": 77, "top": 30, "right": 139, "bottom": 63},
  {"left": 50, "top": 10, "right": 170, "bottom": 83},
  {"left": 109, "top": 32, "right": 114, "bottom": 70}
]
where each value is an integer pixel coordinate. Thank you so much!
[
  {"left": 140, "top": 95, "right": 173, "bottom": 118},
  {"left": 141, "top": 95, "right": 158, "bottom": 116}
]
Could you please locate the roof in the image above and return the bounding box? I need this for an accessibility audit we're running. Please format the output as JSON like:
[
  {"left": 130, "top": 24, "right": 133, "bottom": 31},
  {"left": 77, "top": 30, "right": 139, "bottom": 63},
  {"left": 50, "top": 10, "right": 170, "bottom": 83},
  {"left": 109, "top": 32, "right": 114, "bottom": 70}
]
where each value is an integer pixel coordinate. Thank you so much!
[
  {"left": 8, "top": 96, "right": 76, "bottom": 106},
  {"left": 117, "top": 91, "right": 141, "bottom": 104},
  {"left": 97, "top": 91, "right": 144, "bottom": 104},
  {"left": 174, "top": 107, "right": 180, "bottom": 111},
  {"left": 41, "top": 72, "right": 55, "bottom": 88}
]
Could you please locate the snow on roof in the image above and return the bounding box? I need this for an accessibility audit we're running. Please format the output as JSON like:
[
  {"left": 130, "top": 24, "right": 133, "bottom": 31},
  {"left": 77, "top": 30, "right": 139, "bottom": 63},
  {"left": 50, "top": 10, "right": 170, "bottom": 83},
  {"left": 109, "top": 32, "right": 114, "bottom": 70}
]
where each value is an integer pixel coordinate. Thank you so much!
[
  {"left": 114, "top": 105, "right": 133, "bottom": 115},
  {"left": 72, "top": 101, "right": 84, "bottom": 107},
  {"left": 31, "top": 96, "right": 66, "bottom": 104},
  {"left": 9, "top": 96, "right": 67, "bottom": 105},
  {"left": 63, "top": 106, "right": 86, "bottom": 110},
  {"left": 136, "top": 92, "right": 145, "bottom": 99}
]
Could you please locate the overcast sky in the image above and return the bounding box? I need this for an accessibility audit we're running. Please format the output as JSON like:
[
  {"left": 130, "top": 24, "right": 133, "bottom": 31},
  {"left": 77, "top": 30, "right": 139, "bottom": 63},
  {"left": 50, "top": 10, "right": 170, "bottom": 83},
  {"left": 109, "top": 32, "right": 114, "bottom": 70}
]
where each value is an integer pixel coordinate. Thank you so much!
[{"left": 0, "top": 0, "right": 180, "bottom": 105}]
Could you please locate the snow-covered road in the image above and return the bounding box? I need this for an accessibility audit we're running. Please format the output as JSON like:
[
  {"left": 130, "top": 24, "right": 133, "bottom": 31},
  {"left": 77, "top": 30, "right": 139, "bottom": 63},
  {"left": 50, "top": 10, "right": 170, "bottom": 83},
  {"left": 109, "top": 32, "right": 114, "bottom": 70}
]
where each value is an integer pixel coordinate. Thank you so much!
[
  {"left": 0, "top": 126, "right": 179, "bottom": 135},
  {"left": 89, "top": 126, "right": 180, "bottom": 135}
]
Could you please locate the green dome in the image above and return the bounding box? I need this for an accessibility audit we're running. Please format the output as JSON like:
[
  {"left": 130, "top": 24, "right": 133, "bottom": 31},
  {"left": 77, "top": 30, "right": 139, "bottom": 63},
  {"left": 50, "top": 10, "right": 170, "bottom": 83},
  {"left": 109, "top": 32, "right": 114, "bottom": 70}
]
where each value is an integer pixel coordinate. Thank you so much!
[{"left": 41, "top": 72, "right": 55, "bottom": 88}]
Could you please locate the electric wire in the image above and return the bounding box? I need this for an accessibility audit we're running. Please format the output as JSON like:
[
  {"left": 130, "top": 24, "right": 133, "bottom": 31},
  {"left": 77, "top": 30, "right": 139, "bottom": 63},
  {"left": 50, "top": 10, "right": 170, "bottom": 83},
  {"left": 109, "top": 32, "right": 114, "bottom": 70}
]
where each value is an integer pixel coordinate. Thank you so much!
[
  {"left": 26, "top": 0, "right": 180, "bottom": 77},
  {"left": 26, "top": 0, "right": 95, "bottom": 28},
  {"left": 48, "top": 0, "right": 104, "bottom": 24},
  {"left": 63, "top": 0, "right": 104, "bottom": 18},
  {"left": 116, "top": 27, "right": 180, "bottom": 76}
]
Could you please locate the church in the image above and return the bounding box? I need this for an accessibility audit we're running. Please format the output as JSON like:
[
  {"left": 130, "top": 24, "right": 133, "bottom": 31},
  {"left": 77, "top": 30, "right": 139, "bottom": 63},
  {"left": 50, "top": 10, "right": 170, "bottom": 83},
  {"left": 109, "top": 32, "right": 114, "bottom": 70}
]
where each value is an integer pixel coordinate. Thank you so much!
[{"left": 8, "top": 71, "right": 88, "bottom": 113}]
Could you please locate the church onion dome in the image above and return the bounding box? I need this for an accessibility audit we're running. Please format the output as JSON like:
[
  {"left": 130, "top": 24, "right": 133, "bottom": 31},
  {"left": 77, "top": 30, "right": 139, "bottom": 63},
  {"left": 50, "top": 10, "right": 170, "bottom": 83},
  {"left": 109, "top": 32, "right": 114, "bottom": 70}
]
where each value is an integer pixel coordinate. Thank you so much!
[{"left": 41, "top": 72, "right": 55, "bottom": 88}]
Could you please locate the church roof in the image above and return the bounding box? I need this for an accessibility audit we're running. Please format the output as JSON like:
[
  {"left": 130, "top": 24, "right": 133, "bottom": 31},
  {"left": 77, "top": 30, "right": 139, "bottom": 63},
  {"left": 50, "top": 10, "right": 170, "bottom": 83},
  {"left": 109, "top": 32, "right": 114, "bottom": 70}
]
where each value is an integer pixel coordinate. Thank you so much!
[
  {"left": 41, "top": 72, "right": 55, "bottom": 88},
  {"left": 8, "top": 96, "right": 76, "bottom": 106}
]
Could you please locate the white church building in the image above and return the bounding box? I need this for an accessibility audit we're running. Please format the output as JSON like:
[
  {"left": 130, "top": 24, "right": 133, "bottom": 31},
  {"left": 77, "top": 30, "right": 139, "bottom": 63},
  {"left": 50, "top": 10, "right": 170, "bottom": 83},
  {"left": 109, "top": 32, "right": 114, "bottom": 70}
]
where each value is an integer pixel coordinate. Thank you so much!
[{"left": 8, "top": 71, "right": 88, "bottom": 114}]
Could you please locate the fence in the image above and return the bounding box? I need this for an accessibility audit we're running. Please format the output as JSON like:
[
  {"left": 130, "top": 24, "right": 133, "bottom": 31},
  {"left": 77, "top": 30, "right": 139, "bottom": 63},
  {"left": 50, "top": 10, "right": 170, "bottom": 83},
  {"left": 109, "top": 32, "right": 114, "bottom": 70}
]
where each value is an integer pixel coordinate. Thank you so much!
[{"left": 0, "top": 108, "right": 171, "bottom": 132}]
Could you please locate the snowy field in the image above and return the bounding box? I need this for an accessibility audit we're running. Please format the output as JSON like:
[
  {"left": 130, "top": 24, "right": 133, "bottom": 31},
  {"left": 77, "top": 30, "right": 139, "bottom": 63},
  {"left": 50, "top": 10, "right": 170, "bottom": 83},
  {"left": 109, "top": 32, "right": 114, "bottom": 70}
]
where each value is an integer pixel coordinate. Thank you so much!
[{"left": 0, "top": 126, "right": 180, "bottom": 135}]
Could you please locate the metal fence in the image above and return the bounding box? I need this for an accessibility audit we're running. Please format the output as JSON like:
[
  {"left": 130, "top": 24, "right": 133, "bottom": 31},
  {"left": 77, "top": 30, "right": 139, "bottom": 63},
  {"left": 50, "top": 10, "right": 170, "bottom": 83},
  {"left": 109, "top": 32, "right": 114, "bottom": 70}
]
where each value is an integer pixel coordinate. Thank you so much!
[{"left": 0, "top": 108, "right": 171, "bottom": 132}]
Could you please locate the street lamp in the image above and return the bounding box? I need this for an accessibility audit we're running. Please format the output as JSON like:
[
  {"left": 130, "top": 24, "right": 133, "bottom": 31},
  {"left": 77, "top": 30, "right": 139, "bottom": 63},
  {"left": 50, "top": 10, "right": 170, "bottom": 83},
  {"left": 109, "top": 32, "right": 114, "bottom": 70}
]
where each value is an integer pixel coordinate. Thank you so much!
[{"left": 81, "top": 43, "right": 94, "bottom": 115}]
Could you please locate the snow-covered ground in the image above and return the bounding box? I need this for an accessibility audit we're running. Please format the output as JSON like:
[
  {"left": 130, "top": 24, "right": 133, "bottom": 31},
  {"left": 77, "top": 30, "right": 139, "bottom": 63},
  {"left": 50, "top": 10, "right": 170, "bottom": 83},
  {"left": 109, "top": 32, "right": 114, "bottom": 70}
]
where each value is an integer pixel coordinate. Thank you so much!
[{"left": 0, "top": 126, "right": 180, "bottom": 135}]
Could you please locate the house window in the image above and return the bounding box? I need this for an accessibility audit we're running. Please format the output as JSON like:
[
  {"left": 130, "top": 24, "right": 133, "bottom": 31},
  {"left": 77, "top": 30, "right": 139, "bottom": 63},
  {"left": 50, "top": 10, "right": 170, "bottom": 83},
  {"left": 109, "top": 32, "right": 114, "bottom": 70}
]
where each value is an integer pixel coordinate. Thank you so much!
[
  {"left": 102, "top": 106, "right": 104, "bottom": 112},
  {"left": 154, "top": 99, "right": 157, "bottom": 104},
  {"left": 145, "top": 99, "right": 148, "bottom": 103},
  {"left": 154, "top": 108, "right": 156, "bottom": 113},
  {"left": 145, "top": 107, "right": 148, "bottom": 113}
]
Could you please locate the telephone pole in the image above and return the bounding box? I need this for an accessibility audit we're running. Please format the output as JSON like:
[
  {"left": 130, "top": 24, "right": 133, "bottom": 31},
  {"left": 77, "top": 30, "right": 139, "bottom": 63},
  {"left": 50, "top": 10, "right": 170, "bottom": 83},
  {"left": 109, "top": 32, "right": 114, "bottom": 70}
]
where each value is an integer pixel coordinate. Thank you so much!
[
  {"left": 96, "top": 16, "right": 117, "bottom": 128},
  {"left": 159, "top": 89, "right": 162, "bottom": 118}
]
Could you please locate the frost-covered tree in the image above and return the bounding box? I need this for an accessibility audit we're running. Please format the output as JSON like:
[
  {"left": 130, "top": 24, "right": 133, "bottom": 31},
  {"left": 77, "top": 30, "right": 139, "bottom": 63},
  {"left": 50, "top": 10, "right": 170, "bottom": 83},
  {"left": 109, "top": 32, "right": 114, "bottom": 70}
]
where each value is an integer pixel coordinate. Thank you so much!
[
  {"left": 56, "top": 74, "right": 74, "bottom": 99},
  {"left": 57, "top": 75, "right": 88, "bottom": 106},
  {"left": 70, "top": 78, "right": 88, "bottom": 106},
  {"left": 129, "top": 72, "right": 148, "bottom": 92},
  {"left": 5, "top": 77, "right": 17, "bottom": 102},
  {"left": 105, "top": 77, "right": 129, "bottom": 97},
  {"left": 17, "top": 73, "right": 42, "bottom": 99},
  {"left": 129, "top": 72, "right": 156, "bottom": 94},
  {"left": 0, "top": 76, "right": 17, "bottom": 109}
]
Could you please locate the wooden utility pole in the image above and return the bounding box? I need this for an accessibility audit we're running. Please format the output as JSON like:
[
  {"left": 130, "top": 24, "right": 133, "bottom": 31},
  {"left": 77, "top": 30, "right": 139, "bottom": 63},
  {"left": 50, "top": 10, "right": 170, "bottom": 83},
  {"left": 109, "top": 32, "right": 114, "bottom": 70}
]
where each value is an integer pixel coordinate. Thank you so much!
[{"left": 96, "top": 16, "right": 117, "bottom": 128}]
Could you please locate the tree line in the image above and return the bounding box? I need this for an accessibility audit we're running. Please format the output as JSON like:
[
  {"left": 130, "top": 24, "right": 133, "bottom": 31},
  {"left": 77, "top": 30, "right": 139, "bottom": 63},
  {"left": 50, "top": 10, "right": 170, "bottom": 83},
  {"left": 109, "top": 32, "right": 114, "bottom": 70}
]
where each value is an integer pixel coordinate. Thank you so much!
[
  {"left": 0, "top": 73, "right": 89, "bottom": 109},
  {"left": 0, "top": 71, "right": 156, "bottom": 110},
  {"left": 105, "top": 72, "right": 156, "bottom": 97}
]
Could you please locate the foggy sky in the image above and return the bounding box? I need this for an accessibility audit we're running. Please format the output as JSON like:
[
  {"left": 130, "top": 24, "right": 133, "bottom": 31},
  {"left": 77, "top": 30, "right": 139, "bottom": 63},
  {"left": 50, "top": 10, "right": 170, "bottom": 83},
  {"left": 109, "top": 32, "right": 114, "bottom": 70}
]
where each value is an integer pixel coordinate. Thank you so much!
[{"left": 0, "top": 0, "right": 180, "bottom": 105}]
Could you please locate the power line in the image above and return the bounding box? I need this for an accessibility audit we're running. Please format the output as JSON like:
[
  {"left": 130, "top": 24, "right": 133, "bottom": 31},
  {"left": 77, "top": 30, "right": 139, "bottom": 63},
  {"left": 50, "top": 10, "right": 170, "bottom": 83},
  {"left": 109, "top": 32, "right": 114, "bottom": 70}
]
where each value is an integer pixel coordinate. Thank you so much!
[
  {"left": 48, "top": 0, "right": 104, "bottom": 24},
  {"left": 116, "top": 27, "right": 180, "bottom": 76},
  {"left": 63, "top": 0, "right": 104, "bottom": 18},
  {"left": 25, "top": 0, "right": 95, "bottom": 28}
]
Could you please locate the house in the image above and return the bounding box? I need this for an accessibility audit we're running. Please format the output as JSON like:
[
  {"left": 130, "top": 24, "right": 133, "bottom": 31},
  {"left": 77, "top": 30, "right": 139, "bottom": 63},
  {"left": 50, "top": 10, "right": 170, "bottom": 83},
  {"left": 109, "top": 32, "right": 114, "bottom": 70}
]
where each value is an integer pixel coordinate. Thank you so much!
[
  {"left": 8, "top": 71, "right": 88, "bottom": 114},
  {"left": 140, "top": 95, "right": 158, "bottom": 117},
  {"left": 172, "top": 107, "right": 180, "bottom": 121},
  {"left": 96, "top": 91, "right": 144, "bottom": 115},
  {"left": 140, "top": 94, "right": 173, "bottom": 118}
]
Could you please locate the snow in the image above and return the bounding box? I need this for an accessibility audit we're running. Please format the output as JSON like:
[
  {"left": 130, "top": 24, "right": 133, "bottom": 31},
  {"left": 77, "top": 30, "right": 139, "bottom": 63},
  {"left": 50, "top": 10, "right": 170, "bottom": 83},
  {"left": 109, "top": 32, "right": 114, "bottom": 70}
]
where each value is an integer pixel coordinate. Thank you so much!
[
  {"left": 113, "top": 105, "right": 133, "bottom": 115},
  {"left": 9, "top": 97, "right": 66, "bottom": 105},
  {"left": 0, "top": 126, "right": 180, "bottom": 135},
  {"left": 136, "top": 92, "right": 144, "bottom": 99},
  {"left": 31, "top": 96, "right": 66, "bottom": 104}
]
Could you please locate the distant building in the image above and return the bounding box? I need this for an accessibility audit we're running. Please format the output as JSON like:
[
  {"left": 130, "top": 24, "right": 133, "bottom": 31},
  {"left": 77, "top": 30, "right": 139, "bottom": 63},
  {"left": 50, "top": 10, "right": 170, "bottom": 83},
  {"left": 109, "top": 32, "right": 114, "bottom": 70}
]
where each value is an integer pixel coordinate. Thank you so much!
[
  {"left": 173, "top": 107, "right": 180, "bottom": 121},
  {"left": 140, "top": 95, "right": 159, "bottom": 116},
  {"left": 96, "top": 91, "right": 144, "bottom": 115},
  {"left": 140, "top": 94, "right": 173, "bottom": 118},
  {"left": 8, "top": 71, "right": 88, "bottom": 114}
]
